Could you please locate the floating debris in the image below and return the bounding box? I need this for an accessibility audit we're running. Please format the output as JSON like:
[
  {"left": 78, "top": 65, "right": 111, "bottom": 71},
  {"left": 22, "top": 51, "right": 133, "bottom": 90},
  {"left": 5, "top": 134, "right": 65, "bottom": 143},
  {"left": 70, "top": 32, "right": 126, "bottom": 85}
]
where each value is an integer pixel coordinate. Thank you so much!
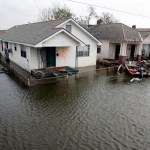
[{"left": 130, "top": 78, "right": 142, "bottom": 82}]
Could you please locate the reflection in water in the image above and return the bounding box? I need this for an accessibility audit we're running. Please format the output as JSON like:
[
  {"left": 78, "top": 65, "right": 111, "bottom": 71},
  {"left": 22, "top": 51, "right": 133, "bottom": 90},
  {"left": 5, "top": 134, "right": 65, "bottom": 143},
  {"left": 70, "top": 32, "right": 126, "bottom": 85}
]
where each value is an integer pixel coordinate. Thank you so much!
[{"left": 1, "top": 69, "right": 150, "bottom": 150}]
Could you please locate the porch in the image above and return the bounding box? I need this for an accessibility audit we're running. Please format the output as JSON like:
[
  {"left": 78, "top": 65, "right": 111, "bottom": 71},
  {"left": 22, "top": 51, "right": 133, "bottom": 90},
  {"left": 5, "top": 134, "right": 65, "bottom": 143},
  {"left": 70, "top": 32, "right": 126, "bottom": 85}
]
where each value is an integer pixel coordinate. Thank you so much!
[
  {"left": 36, "top": 46, "right": 78, "bottom": 69},
  {"left": 106, "top": 42, "right": 142, "bottom": 65},
  {"left": 0, "top": 54, "right": 78, "bottom": 86}
]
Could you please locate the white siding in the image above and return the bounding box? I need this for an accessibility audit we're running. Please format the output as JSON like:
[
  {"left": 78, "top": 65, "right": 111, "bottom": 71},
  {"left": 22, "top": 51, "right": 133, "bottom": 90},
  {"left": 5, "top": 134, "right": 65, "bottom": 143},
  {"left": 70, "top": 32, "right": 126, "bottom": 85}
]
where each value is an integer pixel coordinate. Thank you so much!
[
  {"left": 30, "top": 47, "right": 39, "bottom": 70},
  {"left": 97, "top": 40, "right": 109, "bottom": 60},
  {"left": 56, "top": 47, "right": 76, "bottom": 67},
  {"left": 2, "top": 42, "right": 31, "bottom": 71},
  {"left": 142, "top": 36, "right": 150, "bottom": 57},
  {"left": 42, "top": 32, "right": 79, "bottom": 47},
  {"left": 108, "top": 43, "right": 116, "bottom": 59},
  {"left": 59, "top": 21, "right": 98, "bottom": 66},
  {"left": 143, "top": 44, "right": 150, "bottom": 56}
]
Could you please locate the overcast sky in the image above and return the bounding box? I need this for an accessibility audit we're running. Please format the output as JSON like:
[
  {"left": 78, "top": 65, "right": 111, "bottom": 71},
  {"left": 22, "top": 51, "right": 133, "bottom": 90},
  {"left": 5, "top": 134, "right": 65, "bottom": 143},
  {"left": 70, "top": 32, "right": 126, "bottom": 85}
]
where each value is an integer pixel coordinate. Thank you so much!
[{"left": 1, "top": 0, "right": 150, "bottom": 30}]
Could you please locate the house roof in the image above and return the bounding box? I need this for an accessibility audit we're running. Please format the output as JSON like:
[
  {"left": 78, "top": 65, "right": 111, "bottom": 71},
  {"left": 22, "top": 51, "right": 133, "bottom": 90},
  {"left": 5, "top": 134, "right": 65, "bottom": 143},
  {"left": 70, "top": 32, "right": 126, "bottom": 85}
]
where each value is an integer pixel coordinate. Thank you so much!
[
  {"left": 0, "top": 18, "right": 100, "bottom": 46},
  {"left": 0, "top": 30, "right": 6, "bottom": 36},
  {"left": 0, "top": 18, "right": 70, "bottom": 46},
  {"left": 88, "top": 23, "right": 142, "bottom": 42},
  {"left": 136, "top": 28, "right": 150, "bottom": 40}
]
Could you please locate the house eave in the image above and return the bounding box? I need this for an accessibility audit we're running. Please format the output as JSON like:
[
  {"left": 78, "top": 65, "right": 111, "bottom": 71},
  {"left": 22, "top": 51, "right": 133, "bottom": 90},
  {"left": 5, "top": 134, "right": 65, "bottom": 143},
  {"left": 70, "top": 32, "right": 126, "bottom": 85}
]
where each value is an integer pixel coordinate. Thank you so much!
[
  {"left": 0, "top": 38, "right": 35, "bottom": 47},
  {"left": 35, "top": 29, "right": 85, "bottom": 47},
  {"left": 56, "top": 18, "right": 101, "bottom": 45}
]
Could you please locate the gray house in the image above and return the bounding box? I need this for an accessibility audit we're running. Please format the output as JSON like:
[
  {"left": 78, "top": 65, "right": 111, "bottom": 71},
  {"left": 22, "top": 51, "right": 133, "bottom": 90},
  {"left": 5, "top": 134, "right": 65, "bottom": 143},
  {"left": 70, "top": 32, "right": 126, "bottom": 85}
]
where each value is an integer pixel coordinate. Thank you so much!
[{"left": 88, "top": 23, "right": 143, "bottom": 64}]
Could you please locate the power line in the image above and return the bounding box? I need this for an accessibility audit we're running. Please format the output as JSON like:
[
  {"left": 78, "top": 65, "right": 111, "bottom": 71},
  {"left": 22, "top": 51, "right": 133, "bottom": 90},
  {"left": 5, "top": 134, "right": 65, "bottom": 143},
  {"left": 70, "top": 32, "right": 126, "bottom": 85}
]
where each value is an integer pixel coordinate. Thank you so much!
[{"left": 67, "top": 0, "right": 150, "bottom": 19}]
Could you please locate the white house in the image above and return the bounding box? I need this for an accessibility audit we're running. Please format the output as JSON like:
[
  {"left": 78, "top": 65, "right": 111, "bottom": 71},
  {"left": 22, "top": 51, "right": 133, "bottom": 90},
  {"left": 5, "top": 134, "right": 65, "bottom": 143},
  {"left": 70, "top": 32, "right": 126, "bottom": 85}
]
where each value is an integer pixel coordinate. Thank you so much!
[
  {"left": 0, "top": 18, "right": 101, "bottom": 72},
  {"left": 88, "top": 23, "right": 143, "bottom": 64},
  {"left": 137, "top": 28, "right": 150, "bottom": 59}
]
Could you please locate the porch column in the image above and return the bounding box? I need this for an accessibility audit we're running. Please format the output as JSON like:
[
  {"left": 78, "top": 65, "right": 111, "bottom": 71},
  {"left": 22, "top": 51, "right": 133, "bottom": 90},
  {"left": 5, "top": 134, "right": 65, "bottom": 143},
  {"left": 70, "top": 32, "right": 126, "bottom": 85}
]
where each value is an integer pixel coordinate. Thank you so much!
[
  {"left": 137, "top": 43, "right": 142, "bottom": 63},
  {"left": 119, "top": 43, "right": 127, "bottom": 65}
]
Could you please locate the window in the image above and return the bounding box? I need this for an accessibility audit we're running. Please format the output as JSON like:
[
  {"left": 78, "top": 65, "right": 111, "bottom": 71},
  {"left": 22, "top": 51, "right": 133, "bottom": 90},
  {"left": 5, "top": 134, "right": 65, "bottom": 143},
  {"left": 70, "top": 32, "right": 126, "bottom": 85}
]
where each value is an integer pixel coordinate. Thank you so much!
[
  {"left": 97, "top": 45, "right": 101, "bottom": 53},
  {"left": 14, "top": 43, "right": 17, "bottom": 51},
  {"left": 5, "top": 42, "right": 8, "bottom": 49},
  {"left": 66, "top": 25, "right": 72, "bottom": 33},
  {"left": 8, "top": 43, "right": 13, "bottom": 53},
  {"left": 1, "top": 41, "right": 3, "bottom": 51},
  {"left": 77, "top": 45, "right": 90, "bottom": 57},
  {"left": 20, "top": 45, "right": 26, "bottom": 58}
]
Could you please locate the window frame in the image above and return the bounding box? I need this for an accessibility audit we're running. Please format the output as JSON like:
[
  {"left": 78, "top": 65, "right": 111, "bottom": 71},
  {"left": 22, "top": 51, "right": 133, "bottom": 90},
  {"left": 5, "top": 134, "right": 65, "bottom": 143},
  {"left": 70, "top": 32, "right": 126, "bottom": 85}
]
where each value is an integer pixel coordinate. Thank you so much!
[
  {"left": 97, "top": 45, "right": 101, "bottom": 53},
  {"left": 77, "top": 45, "right": 90, "bottom": 57},
  {"left": 66, "top": 25, "right": 72, "bottom": 33},
  {"left": 14, "top": 43, "right": 17, "bottom": 51},
  {"left": 5, "top": 42, "right": 8, "bottom": 49},
  {"left": 20, "top": 45, "right": 27, "bottom": 58}
]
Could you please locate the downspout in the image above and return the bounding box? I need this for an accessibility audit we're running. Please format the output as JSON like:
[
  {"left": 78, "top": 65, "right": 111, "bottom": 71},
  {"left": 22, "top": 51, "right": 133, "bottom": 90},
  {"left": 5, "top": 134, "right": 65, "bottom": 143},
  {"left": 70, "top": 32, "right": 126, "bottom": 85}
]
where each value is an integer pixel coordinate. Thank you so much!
[
  {"left": 75, "top": 46, "right": 78, "bottom": 70},
  {"left": 37, "top": 48, "right": 40, "bottom": 69}
]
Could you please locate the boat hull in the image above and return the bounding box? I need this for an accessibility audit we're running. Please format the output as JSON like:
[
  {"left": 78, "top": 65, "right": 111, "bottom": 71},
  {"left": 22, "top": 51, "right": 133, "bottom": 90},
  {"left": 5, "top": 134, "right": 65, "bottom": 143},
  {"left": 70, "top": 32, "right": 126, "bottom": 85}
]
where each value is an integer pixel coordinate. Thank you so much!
[{"left": 125, "top": 63, "right": 150, "bottom": 78}]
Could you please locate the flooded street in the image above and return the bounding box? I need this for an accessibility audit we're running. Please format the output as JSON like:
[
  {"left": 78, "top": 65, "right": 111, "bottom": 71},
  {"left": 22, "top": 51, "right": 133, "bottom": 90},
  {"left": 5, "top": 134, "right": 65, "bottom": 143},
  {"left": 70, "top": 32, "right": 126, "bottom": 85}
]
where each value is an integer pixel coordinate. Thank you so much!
[{"left": 1, "top": 68, "right": 150, "bottom": 150}]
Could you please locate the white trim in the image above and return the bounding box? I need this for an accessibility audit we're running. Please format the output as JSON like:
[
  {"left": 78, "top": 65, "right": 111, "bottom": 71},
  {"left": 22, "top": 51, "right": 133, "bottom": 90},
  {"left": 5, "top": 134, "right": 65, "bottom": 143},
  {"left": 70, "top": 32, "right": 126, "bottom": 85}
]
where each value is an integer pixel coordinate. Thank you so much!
[
  {"left": 0, "top": 39, "right": 34, "bottom": 47},
  {"left": 56, "top": 18, "right": 101, "bottom": 45},
  {"left": 35, "top": 29, "right": 85, "bottom": 47}
]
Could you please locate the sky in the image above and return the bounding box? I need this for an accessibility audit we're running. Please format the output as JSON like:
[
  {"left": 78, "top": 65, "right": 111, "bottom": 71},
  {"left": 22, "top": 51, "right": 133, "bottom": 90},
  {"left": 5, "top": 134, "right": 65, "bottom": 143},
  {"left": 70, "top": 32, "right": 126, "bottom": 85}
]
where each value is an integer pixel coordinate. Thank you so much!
[{"left": 1, "top": 0, "right": 150, "bottom": 30}]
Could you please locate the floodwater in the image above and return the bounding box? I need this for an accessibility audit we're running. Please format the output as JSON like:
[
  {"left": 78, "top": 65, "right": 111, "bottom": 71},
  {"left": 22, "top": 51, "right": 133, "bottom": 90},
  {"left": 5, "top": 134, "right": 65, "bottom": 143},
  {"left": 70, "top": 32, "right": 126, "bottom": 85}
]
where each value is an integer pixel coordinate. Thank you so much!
[{"left": 1, "top": 67, "right": 150, "bottom": 150}]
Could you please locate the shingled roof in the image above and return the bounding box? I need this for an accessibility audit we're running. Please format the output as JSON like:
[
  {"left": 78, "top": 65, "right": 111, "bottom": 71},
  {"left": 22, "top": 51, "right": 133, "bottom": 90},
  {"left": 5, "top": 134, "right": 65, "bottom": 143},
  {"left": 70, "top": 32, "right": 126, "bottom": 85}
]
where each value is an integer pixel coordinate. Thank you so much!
[
  {"left": 88, "top": 23, "right": 142, "bottom": 42},
  {"left": 137, "top": 28, "right": 150, "bottom": 40},
  {"left": 0, "top": 30, "right": 6, "bottom": 36},
  {"left": 0, "top": 18, "right": 69, "bottom": 45}
]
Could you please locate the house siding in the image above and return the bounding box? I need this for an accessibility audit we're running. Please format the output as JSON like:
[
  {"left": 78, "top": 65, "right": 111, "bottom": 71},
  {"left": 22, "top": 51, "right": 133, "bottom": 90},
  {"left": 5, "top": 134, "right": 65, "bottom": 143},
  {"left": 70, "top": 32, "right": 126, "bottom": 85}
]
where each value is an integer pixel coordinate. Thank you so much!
[
  {"left": 141, "top": 35, "right": 150, "bottom": 58},
  {"left": 30, "top": 47, "right": 39, "bottom": 70},
  {"left": 97, "top": 40, "right": 109, "bottom": 60},
  {"left": 59, "top": 21, "right": 98, "bottom": 67},
  {"left": 0, "top": 41, "right": 31, "bottom": 71},
  {"left": 56, "top": 47, "right": 76, "bottom": 67},
  {"left": 109, "top": 43, "right": 116, "bottom": 59},
  {"left": 42, "top": 32, "right": 79, "bottom": 47}
]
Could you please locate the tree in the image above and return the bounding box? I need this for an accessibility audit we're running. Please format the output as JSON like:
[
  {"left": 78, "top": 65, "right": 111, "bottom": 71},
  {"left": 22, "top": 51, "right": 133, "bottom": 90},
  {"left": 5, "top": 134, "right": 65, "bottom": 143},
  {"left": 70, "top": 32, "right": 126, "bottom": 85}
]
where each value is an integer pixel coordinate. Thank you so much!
[
  {"left": 38, "top": 8, "right": 53, "bottom": 21},
  {"left": 38, "top": 5, "right": 74, "bottom": 21},
  {"left": 52, "top": 5, "right": 74, "bottom": 19},
  {"left": 75, "top": 6, "right": 98, "bottom": 27},
  {"left": 87, "top": 6, "right": 99, "bottom": 25},
  {"left": 97, "top": 12, "right": 118, "bottom": 24},
  {"left": 74, "top": 16, "right": 88, "bottom": 27}
]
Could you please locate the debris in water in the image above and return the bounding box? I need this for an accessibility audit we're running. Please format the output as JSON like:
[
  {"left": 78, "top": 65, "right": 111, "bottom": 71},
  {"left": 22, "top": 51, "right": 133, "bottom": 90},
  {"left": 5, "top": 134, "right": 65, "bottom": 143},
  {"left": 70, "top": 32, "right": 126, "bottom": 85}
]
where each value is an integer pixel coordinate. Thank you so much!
[{"left": 130, "top": 78, "right": 142, "bottom": 82}]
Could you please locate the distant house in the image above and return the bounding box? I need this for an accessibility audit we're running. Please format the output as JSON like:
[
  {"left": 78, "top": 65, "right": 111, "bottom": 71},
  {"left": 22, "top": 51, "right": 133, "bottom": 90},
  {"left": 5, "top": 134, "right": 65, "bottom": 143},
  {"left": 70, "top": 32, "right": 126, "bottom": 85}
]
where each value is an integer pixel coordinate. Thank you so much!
[
  {"left": 0, "top": 18, "right": 101, "bottom": 72},
  {"left": 137, "top": 28, "right": 150, "bottom": 59},
  {"left": 88, "top": 23, "right": 143, "bottom": 64}
]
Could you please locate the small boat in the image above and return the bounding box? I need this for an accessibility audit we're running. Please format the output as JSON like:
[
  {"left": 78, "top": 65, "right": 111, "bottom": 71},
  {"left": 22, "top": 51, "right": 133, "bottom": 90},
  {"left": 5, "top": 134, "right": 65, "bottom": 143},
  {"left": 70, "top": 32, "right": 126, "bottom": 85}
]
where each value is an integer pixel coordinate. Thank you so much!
[{"left": 125, "top": 61, "right": 150, "bottom": 78}]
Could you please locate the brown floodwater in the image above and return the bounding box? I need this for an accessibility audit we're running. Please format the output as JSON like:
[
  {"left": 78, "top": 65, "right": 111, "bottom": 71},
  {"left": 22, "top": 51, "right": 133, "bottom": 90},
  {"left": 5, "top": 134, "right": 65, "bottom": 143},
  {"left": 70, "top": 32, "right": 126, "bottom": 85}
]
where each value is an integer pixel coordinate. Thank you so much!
[{"left": 1, "top": 67, "right": 150, "bottom": 150}]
